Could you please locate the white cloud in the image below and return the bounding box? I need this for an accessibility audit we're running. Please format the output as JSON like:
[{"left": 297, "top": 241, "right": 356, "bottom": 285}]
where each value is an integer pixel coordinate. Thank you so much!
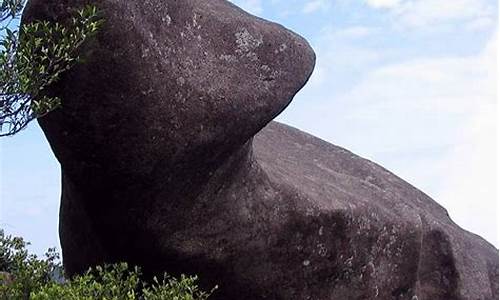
[
  {"left": 281, "top": 29, "right": 498, "bottom": 246},
  {"left": 302, "top": 0, "right": 331, "bottom": 14},
  {"left": 365, "top": 0, "right": 496, "bottom": 30},
  {"left": 367, "top": 33, "right": 498, "bottom": 244},
  {"left": 229, "top": 0, "right": 264, "bottom": 15},
  {"left": 465, "top": 16, "right": 496, "bottom": 32},
  {"left": 434, "top": 34, "right": 497, "bottom": 244},
  {"left": 301, "top": 25, "right": 383, "bottom": 90},
  {"left": 366, "top": 0, "right": 401, "bottom": 9},
  {"left": 333, "top": 26, "right": 380, "bottom": 39},
  {"left": 398, "top": 0, "right": 494, "bottom": 28}
]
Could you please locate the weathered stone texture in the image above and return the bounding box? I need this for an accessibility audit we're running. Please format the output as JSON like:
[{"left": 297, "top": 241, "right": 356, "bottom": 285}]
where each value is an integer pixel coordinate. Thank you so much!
[{"left": 23, "top": 0, "right": 498, "bottom": 299}]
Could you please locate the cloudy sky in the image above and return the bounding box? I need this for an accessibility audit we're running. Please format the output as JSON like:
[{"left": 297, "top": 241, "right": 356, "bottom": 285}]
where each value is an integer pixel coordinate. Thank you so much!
[{"left": 0, "top": 0, "right": 498, "bottom": 255}]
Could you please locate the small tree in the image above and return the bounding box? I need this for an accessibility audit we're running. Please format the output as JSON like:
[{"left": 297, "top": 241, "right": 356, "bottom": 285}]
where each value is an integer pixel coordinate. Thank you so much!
[{"left": 0, "top": 0, "right": 102, "bottom": 137}]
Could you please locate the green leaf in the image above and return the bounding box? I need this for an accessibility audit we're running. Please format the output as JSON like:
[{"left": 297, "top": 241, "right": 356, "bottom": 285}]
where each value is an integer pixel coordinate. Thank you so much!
[{"left": 1, "top": 3, "right": 104, "bottom": 137}]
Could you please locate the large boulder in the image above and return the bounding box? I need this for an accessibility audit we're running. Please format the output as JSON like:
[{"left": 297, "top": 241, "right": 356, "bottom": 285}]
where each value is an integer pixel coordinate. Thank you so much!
[{"left": 23, "top": 0, "right": 498, "bottom": 299}]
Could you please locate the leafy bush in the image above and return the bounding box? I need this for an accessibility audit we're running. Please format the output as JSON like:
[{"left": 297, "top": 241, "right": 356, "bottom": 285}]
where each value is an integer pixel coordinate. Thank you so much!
[
  {"left": 0, "top": 230, "right": 215, "bottom": 299},
  {"left": 0, "top": 230, "right": 60, "bottom": 299},
  {"left": 1, "top": 1, "right": 102, "bottom": 137}
]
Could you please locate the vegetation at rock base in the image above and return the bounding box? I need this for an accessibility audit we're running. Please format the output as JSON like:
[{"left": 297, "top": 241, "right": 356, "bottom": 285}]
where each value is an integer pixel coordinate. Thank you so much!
[
  {"left": 1, "top": 0, "right": 102, "bottom": 137},
  {"left": 0, "top": 230, "right": 215, "bottom": 299}
]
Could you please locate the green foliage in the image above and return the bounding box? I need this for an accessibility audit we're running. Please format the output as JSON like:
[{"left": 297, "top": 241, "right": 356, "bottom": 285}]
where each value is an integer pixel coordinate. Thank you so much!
[
  {"left": 0, "top": 230, "right": 60, "bottom": 299},
  {"left": 0, "top": 0, "right": 103, "bottom": 137},
  {"left": 141, "top": 275, "right": 215, "bottom": 300},
  {"left": 31, "top": 265, "right": 214, "bottom": 300},
  {"left": 0, "top": 230, "right": 215, "bottom": 299},
  {"left": 0, "top": 0, "right": 23, "bottom": 22}
]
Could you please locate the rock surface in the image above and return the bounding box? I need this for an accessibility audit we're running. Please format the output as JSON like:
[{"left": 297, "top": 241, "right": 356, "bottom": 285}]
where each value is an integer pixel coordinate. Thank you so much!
[{"left": 23, "top": 0, "right": 498, "bottom": 299}]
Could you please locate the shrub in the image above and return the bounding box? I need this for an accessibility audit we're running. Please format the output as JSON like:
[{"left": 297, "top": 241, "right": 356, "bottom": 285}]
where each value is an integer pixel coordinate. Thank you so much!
[
  {"left": 0, "top": 230, "right": 215, "bottom": 299},
  {"left": 1, "top": 1, "right": 103, "bottom": 137}
]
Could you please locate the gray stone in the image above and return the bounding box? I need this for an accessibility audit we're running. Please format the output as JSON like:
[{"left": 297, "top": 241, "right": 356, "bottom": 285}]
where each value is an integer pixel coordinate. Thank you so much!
[{"left": 23, "top": 0, "right": 498, "bottom": 299}]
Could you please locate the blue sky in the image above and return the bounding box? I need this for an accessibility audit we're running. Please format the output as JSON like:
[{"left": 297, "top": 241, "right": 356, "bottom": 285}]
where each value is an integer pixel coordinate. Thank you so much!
[{"left": 1, "top": 0, "right": 498, "bottom": 256}]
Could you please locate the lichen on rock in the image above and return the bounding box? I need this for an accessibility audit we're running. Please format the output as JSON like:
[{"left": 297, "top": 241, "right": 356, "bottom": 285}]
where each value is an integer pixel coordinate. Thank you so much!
[{"left": 22, "top": 0, "right": 499, "bottom": 299}]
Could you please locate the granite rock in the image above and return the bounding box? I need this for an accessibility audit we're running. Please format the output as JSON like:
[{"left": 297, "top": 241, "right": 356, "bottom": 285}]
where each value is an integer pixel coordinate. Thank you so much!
[{"left": 22, "top": 0, "right": 498, "bottom": 299}]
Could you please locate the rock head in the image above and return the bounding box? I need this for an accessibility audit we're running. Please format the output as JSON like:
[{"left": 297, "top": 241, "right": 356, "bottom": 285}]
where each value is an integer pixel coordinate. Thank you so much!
[{"left": 23, "top": 0, "right": 498, "bottom": 299}]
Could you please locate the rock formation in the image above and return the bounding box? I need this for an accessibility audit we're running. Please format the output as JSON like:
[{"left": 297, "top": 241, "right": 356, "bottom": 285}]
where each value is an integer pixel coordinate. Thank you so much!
[{"left": 23, "top": 0, "right": 498, "bottom": 299}]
